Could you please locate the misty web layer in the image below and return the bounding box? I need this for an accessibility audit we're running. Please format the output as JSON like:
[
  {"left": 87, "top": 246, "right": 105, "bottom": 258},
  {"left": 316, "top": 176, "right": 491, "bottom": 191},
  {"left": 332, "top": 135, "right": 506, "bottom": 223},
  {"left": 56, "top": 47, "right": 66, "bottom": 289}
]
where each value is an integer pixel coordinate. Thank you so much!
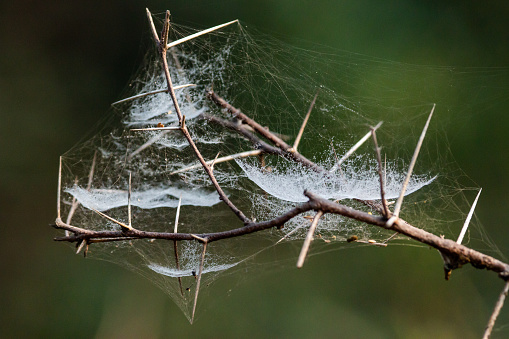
[{"left": 58, "top": 17, "right": 500, "bottom": 321}]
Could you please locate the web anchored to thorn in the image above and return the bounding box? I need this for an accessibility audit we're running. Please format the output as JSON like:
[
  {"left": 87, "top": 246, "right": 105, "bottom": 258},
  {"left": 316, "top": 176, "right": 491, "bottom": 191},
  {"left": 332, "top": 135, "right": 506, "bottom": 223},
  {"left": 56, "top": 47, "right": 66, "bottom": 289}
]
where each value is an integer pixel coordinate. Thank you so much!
[{"left": 54, "top": 8, "right": 509, "bottom": 329}]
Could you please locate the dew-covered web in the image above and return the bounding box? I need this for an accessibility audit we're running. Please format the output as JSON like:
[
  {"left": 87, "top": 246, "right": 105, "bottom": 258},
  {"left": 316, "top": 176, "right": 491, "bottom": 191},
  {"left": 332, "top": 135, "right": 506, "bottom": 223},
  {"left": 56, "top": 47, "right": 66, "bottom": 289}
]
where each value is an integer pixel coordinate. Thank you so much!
[{"left": 58, "top": 15, "right": 503, "bottom": 321}]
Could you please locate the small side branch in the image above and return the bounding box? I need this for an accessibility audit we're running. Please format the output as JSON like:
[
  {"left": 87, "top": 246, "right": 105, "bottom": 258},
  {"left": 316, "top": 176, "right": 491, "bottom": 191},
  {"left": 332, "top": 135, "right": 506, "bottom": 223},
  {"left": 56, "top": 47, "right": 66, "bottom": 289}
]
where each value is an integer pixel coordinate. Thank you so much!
[{"left": 207, "top": 90, "right": 324, "bottom": 172}]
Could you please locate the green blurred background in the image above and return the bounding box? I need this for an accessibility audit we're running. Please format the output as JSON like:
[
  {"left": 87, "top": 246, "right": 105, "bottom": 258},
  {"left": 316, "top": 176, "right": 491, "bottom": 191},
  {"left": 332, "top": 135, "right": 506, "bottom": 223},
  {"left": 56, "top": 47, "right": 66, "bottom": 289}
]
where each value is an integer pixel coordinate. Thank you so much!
[{"left": 1, "top": 1, "right": 509, "bottom": 338}]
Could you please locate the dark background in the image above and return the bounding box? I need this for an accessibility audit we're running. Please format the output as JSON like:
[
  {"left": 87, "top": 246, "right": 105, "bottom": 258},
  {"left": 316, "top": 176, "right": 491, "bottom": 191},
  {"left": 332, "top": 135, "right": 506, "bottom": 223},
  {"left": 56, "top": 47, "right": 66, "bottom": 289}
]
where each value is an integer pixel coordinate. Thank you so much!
[{"left": 1, "top": 1, "right": 509, "bottom": 338}]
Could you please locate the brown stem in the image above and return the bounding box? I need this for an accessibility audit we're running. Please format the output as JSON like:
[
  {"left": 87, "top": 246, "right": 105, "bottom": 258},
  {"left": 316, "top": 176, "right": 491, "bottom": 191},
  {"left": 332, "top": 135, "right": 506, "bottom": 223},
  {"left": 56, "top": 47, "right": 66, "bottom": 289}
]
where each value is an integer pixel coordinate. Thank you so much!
[
  {"left": 54, "top": 191, "right": 509, "bottom": 280},
  {"left": 146, "top": 9, "right": 250, "bottom": 224},
  {"left": 207, "top": 90, "right": 324, "bottom": 173}
]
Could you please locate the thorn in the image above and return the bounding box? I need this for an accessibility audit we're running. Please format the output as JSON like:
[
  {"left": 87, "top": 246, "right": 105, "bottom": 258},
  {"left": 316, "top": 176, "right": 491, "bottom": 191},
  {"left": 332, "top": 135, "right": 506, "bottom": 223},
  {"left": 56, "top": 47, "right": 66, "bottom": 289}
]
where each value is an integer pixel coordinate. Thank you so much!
[
  {"left": 293, "top": 90, "right": 319, "bottom": 151},
  {"left": 170, "top": 150, "right": 262, "bottom": 175},
  {"left": 190, "top": 234, "right": 208, "bottom": 243},
  {"left": 371, "top": 127, "right": 390, "bottom": 217},
  {"left": 173, "top": 195, "right": 183, "bottom": 297},
  {"left": 209, "top": 152, "right": 221, "bottom": 172},
  {"left": 128, "top": 172, "right": 132, "bottom": 228},
  {"left": 57, "top": 156, "right": 62, "bottom": 220},
  {"left": 174, "top": 195, "right": 182, "bottom": 233},
  {"left": 167, "top": 20, "right": 239, "bottom": 49},
  {"left": 457, "top": 188, "right": 482, "bottom": 244},
  {"left": 276, "top": 222, "right": 306, "bottom": 244},
  {"left": 90, "top": 208, "right": 132, "bottom": 230},
  {"left": 76, "top": 240, "right": 85, "bottom": 254},
  {"left": 330, "top": 121, "right": 383, "bottom": 172},
  {"left": 297, "top": 211, "right": 324, "bottom": 268},
  {"left": 392, "top": 104, "right": 435, "bottom": 219},
  {"left": 130, "top": 126, "right": 181, "bottom": 132},
  {"left": 111, "top": 84, "right": 196, "bottom": 106},
  {"left": 146, "top": 8, "right": 160, "bottom": 45},
  {"left": 191, "top": 242, "right": 208, "bottom": 324}
]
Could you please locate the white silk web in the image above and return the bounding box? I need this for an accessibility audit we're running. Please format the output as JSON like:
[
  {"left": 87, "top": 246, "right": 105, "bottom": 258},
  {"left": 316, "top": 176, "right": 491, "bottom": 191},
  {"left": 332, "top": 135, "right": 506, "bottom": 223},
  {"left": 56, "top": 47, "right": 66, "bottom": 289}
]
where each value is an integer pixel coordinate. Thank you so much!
[{"left": 57, "top": 14, "right": 501, "bottom": 321}]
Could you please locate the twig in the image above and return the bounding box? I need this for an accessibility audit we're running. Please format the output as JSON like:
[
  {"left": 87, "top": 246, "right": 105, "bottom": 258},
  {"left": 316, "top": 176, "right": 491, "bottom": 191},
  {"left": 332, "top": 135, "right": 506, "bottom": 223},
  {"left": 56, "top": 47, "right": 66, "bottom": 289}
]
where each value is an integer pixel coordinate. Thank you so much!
[
  {"left": 111, "top": 84, "right": 196, "bottom": 106},
  {"left": 292, "top": 91, "right": 319, "bottom": 152},
  {"left": 457, "top": 188, "right": 482, "bottom": 244},
  {"left": 191, "top": 240, "right": 208, "bottom": 324},
  {"left": 207, "top": 91, "right": 324, "bottom": 172},
  {"left": 387, "top": 104, "right": 435, "bottom": 226},
  {"left": 203, "top": 113, "right": 284, "bottom": 156},
  {"left": 483, "top": 280, "right": 509, "bottom": 339},
  {"left": 297, "top": 211, "right": 324, "bottom": 268},
  {"left": 330, "top": 121, "right": 383, "bottom": 173}
]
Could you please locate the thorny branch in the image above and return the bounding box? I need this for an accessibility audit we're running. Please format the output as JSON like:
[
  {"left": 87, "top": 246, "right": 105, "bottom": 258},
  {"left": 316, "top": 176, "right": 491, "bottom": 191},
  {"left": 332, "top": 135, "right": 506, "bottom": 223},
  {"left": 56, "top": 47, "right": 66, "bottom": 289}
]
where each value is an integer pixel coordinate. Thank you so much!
[{"left": 54, "top": 9, "right": 509, "bottom": 330}]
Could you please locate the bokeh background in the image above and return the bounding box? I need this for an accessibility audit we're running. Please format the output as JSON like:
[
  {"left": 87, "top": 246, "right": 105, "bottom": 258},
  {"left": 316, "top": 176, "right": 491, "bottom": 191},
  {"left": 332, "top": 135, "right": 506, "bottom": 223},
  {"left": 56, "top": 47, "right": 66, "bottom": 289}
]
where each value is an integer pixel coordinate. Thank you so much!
[{"left": 1, "top": 1, "right": 509, "bottom": 338}]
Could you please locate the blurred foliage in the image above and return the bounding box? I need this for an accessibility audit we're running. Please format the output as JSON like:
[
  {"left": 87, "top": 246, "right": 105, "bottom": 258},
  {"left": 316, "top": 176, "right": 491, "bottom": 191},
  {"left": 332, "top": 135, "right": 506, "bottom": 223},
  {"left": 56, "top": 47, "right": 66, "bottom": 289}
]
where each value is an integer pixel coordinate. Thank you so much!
[{"left": 1, "top": 1, "right": 508, "bottom": 338}]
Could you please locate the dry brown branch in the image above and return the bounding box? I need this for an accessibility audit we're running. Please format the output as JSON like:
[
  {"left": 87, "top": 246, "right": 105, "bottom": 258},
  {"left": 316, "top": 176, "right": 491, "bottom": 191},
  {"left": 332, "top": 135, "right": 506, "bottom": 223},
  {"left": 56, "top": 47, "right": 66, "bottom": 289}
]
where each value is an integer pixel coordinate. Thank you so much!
[
  {"left": 54, "top": 190, "right": 509, "bottom": 280},
  {"left": 207, "top": 90, "right": 325, "bottom": 173},
  {"left": 146, "top": 9, "right": 249, "bottom": 224},
  {"left": 53, "top": 10, "right": 509, "bottom": 331}
]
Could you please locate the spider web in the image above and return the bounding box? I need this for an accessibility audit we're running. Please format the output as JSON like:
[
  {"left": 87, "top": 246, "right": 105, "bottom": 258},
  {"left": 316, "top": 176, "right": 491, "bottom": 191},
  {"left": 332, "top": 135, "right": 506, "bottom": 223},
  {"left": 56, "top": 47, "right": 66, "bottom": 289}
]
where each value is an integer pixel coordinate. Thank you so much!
[{"left": 57, "top": 15, "right": 503, "bottom": 321}]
